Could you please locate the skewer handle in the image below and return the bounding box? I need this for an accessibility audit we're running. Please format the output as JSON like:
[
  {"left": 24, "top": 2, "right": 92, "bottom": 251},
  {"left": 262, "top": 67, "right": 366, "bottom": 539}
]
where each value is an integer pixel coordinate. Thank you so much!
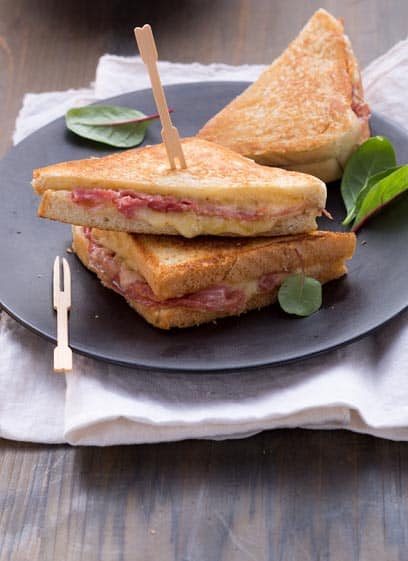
[
  {"left": 134, "top": 24, "right": 186, "bottom": 169},
  {"left": 54, "top": 304, "right": 72, "bottom": 373},
  {"left": 53, "top": 257, "right": 72, "bottom": 372}
]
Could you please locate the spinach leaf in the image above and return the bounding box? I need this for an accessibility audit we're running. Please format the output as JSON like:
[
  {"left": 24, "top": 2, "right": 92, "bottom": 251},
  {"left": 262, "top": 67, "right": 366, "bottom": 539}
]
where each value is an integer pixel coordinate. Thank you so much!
[
  {"left": 352, "top": 165, "right": 408, "bottom": 232},
  {"left": 342, "top": 167, "right": 400, "bottom": 225},
  {"left": 65, "top": 105, "right": 161, "bottom": 148},
  {"left": 278, "top": 274, "right": 322, "bottom": 317},
  {"left": 341, "top": 136, "right": 396, "bottom": 218}
]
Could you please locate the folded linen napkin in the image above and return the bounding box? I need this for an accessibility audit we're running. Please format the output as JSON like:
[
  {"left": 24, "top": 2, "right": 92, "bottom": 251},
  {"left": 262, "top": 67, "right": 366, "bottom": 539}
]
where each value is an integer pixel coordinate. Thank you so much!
[{"left": 2, "top": 44, "right": 408, "bottom": 445}]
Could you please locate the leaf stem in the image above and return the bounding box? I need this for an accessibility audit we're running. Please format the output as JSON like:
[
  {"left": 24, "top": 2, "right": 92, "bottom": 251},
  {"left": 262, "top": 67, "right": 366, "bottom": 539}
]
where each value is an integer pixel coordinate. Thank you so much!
[{"left": 294, "top": 248, "right": 305, "bottom": 294}]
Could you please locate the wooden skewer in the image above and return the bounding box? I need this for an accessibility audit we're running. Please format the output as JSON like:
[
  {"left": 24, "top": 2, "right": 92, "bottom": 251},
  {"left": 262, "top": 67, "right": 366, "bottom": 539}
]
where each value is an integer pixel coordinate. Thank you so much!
[
  {"left": 53, "top": 256, "right": 72, "bottom": 372},
  {"left": 134, "top": 24, "right": 187, "bottom": 170}
]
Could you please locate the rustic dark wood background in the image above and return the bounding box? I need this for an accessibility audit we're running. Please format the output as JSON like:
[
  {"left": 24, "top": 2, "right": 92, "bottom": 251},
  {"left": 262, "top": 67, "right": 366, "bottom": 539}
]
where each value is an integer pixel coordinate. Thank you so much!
[{"left": 1, "top": 1, "right": 408, "bottom": 559}]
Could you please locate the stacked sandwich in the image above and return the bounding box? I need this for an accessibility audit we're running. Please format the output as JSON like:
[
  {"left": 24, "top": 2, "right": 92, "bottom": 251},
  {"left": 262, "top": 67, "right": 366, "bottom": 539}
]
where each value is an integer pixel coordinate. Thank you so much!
[{"left": 31, "top": 10, "right": 367, "bottom": 329}]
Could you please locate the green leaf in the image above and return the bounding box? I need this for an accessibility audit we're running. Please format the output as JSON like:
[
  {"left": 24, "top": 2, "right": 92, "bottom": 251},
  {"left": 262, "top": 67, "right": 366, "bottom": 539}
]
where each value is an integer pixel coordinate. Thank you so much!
[
  {"left": 341, "top": 136, "right": 396, "bottom": 217},
  {"left": 65, "top": 105, "right": 159, "bottom": 148},
  {"left": 342, "top": 167, "right": 400, "bottom": 225},
  {"left": 352, "top": 165, "right": 408, "bottom": 232},
  {"left": 278, "top": 274, "right": 322, "bottom": 317}
]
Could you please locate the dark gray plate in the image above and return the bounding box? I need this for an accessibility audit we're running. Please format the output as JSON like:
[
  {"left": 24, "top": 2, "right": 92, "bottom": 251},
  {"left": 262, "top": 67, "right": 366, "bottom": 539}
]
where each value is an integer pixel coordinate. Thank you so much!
[{"left": 0, "top": 82, "right": 407, "bottom": 372}]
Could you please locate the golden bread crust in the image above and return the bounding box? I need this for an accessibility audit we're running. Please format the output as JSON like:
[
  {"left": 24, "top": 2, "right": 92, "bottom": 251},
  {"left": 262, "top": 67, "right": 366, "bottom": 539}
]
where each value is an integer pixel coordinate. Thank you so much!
[
  {"left": 72, "top": 226, "right": 354, "bottom": 329},
  {"left": 81, "top": 227, "right": 356, "bottom": 300},
  {"left": 198, "top": 9, "right": 370, "bottom": 182},
  {"left": 32, "top": 137, "right": 326, "bottom": 207}
]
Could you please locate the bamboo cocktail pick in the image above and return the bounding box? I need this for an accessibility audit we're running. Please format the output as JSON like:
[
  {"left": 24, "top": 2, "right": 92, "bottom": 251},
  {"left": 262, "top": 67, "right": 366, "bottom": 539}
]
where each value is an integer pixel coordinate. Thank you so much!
[
  {"left": 53, "top": 256, "right": 72, "bottom": 372},
  {"left": 134, "top": 24, "right": 187, "bottom": 170}
]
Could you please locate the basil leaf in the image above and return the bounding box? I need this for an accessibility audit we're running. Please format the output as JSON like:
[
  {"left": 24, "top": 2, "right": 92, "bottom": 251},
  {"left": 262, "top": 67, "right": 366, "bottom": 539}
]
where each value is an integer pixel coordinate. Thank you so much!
[
  {"left": 352, "top": 165, "right": 408, "bottom": 232},
  {"left": 278, "top": 274, "right": 322, "bottom": 317},
  {"left": 342, "top": 167, "right": 400, "bottom": 225},
  {"left": 341, "top": 136, "right": 396, "bottom": 217},
  {"left": 66, "top": 105, "right": 157, "bottom": 148}
]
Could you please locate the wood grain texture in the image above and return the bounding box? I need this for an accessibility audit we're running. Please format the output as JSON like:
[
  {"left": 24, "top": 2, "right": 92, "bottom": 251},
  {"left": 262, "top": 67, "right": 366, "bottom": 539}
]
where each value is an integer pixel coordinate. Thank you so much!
[
  {"left": 1, "top": 0, "right": 408, "bottom": 156},
  {"left": 1, "top": 432, "right": 408, "bottom": 561},
  {"left": 1, "top": 1, "right": 408, "bottom": 559}
]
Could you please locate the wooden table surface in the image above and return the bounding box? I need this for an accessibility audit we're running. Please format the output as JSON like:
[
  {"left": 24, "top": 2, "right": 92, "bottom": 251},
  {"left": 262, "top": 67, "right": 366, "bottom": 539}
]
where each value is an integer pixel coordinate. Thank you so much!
[{"left": 1, "top": 1, "right": 408, "bottom": 559}]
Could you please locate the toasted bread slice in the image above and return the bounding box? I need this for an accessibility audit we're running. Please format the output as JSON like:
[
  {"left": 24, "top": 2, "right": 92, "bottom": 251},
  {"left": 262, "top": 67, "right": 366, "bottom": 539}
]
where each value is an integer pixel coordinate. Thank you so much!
[
  {"left": 32, "top": 138, "right": 326, "bottom": 238},
  {"left": 72, "top": 226, "right": 356, "bottom": 328},
  {"left": 198, "top": 9, "right": 370, "bottom": 182}
]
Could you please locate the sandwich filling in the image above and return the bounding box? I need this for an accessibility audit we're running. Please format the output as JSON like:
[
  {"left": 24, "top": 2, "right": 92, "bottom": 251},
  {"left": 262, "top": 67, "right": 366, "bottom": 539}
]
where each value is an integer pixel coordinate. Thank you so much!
[
  {"left": 82, "top": 228, "right": 287, "bottom": 312},
  {"left": 71, "top": 188, "right": 317, "bottom": 222},
  {"left": 351, "top": 86, "right": 370, "bottom": 121}
]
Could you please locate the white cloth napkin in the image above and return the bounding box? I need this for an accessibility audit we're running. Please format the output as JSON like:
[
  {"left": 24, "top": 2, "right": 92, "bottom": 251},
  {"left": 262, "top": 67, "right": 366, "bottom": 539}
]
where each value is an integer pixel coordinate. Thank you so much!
[{"left": 2, "top": 45, "right": 408, "bottom": 445}]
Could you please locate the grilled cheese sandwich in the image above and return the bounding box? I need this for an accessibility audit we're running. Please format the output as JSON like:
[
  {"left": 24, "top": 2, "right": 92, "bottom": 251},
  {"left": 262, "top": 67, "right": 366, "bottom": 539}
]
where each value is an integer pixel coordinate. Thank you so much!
[
  {"left": 72, "top": 226, "right": 356, "bottom": 329},
  {"left": 198, "top": 9, "right": 370, "bottom": 182},
  {"left": 32, "top": 138, "right": 326, "bottom": 238}
]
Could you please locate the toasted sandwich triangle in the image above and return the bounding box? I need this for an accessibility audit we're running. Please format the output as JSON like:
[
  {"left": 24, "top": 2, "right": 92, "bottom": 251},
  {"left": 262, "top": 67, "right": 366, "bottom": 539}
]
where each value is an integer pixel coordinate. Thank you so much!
[
  {"left": 32, "top": 137, "right": 324, "bottom": 198},
  {"left": 32, "top": 137, "right": 326, "bottom": 238},
  {"left": 198, "top": 9, "right": 370, "bottom": 182},
  {"left": 72, "top": 226, "right": 357, "bottom": 329}
]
